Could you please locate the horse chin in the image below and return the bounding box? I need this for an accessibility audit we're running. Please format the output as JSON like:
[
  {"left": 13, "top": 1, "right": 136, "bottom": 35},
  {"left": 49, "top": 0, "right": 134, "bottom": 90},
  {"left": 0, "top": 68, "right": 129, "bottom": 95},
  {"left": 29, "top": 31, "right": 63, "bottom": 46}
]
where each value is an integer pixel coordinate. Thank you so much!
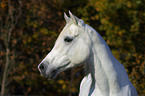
[
  {"left": 40, "top": 69, "right": 57, "bottom": 79},
  {"left": 40, "top": 72, "right": 57, "bottom": 79},
  {"left": 47, "top": 62, "right": 71, "bottom": 79},
  {"left": 48, "top": 69, "right": 59, "bottom": 79}
]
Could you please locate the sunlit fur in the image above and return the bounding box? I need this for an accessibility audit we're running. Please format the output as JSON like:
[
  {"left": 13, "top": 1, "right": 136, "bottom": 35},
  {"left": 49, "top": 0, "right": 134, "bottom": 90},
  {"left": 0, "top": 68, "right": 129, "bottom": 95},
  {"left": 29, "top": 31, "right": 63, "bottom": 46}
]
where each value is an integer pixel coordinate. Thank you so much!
[{"left": 38, "top": 11, "right": 138, "bottom": 96}]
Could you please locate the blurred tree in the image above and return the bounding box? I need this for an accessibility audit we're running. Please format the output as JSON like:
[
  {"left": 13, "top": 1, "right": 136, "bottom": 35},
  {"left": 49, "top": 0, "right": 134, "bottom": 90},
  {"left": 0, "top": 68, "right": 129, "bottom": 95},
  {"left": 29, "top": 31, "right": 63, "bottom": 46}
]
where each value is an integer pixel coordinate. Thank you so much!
[{"left": 0, "top": 0, "right": 22, "bottom": 95}]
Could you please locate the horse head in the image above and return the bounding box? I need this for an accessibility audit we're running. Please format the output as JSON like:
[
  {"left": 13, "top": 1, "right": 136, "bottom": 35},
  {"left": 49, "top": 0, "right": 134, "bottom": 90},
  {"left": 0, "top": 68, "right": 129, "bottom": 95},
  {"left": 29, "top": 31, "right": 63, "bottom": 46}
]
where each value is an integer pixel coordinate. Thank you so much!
[{"left": 38, "top": 11, "right": 91, "bottom": 79}]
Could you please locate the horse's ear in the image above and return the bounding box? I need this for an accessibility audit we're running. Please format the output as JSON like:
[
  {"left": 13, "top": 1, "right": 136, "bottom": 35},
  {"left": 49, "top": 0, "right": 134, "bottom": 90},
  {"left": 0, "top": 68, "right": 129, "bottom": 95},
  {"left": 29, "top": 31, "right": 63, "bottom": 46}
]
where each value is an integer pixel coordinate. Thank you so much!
[
  {"left": 69, "top": 11, "right": 78, "bottom": 25},
  {"left": 69, "top": 11, "right": 85, "bottom": 26},
  {"left": 64, "top": 12, "right": 71, "bottom": 24}
]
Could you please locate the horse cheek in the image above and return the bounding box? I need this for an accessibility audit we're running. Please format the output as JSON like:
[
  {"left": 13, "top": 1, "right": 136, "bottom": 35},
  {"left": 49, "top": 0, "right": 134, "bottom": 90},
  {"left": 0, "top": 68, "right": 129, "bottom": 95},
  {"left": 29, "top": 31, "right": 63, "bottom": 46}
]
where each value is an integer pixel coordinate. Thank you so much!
[
  {"left": 69, "top": 40, "right": 90, "bottom": 64},
  {"left": 77, "top": 42, "right": 90, "bottom": 63}
]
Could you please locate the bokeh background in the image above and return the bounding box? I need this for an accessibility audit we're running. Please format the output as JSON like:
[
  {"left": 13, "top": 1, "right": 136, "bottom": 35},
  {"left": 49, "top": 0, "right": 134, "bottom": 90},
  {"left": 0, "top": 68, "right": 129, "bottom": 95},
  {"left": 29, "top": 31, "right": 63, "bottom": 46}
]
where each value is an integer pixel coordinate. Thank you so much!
[{"left": 0, "top": 0, "right": 144, "bottom": 96}]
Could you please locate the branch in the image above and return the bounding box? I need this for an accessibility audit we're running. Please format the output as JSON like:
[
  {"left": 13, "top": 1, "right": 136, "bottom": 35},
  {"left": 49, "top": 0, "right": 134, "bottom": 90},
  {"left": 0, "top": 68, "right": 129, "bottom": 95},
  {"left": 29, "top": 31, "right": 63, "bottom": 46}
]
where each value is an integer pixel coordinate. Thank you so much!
[{"left": 1, "top": 0, "right": 22, "bottom": 95}]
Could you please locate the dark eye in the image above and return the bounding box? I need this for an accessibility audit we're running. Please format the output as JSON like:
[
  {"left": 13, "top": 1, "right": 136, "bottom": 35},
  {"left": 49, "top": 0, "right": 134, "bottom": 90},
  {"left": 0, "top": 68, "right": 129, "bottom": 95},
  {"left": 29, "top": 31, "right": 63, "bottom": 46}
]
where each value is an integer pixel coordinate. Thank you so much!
[{"left": 64, "top": 37, "right": 73, "bottom": 42}]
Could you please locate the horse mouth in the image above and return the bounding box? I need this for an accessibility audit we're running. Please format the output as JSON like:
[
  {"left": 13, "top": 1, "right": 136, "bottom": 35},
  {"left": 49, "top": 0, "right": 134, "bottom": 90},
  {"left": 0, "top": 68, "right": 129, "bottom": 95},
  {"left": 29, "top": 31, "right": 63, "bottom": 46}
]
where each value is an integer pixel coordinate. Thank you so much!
[{"left": 47, "top": 62, "right": 71, "bottom": 79}]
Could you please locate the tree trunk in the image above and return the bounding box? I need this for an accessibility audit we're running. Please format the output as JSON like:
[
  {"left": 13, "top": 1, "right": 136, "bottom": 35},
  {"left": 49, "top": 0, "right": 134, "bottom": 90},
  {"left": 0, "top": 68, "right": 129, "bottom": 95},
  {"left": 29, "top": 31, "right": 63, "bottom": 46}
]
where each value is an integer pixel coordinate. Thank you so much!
[
  {"left": 0, "top": 0, "right": 22, "bottom": 95},
  {"left": 1, "top": 46, "right": 10, "bottom": 95}
]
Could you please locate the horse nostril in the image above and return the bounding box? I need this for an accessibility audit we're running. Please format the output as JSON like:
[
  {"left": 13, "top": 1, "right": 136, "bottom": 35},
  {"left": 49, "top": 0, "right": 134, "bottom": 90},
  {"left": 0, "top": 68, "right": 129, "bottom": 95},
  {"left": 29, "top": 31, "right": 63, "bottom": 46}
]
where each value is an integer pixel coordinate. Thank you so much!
[{"left": 39, "top": 63, "right": 45, "bottom": 72}]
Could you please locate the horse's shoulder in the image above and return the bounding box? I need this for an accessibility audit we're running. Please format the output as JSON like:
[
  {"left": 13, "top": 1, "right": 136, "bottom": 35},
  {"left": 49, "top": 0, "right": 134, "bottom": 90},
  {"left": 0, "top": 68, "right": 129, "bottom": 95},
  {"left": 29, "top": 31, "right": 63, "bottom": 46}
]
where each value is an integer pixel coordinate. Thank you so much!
[{"left": 113, "top": 82, "right": 138, "bottom": 96}]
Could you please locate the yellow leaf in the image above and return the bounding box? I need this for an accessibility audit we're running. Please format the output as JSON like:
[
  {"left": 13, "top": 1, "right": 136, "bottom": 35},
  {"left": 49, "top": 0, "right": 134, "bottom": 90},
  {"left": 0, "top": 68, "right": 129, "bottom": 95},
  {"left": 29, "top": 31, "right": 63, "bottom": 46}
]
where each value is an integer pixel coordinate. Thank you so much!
[
  {"left": 62, "top": 84, "right": 66, "bottom": 90},
  {"left": 57, "top": 79, "right": 64, "bottom": 84}
]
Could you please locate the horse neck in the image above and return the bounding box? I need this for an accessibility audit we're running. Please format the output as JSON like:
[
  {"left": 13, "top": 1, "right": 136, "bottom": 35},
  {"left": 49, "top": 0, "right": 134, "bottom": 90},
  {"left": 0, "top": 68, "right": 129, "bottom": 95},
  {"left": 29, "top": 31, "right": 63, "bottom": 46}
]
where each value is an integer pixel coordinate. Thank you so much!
[{"left": 85, "top": 27, "right": 123, "bottom": 95}]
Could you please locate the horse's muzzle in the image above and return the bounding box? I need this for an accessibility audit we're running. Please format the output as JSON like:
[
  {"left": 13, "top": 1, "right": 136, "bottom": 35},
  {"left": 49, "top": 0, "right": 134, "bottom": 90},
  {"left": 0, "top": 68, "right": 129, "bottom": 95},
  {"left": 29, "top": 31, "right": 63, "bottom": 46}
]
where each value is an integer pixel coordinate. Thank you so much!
[{"left": 38, "top": 63, "right": 47, "bottom": 75}]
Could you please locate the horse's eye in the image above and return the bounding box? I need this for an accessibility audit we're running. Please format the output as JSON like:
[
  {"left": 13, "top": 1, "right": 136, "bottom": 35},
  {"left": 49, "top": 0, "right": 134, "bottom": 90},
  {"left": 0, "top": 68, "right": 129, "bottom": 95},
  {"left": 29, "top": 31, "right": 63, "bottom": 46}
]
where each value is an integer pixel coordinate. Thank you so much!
[{"left": 64, "top": 37, "right": 73, "bottom": 42}]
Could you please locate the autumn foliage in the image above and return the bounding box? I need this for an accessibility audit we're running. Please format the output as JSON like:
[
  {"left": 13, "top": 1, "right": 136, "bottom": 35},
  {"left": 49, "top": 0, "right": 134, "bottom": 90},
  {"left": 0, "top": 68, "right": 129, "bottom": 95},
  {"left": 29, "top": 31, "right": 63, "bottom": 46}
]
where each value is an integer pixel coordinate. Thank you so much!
[{"left": 0, "top": 0, "right": 144, "bottom": 96}]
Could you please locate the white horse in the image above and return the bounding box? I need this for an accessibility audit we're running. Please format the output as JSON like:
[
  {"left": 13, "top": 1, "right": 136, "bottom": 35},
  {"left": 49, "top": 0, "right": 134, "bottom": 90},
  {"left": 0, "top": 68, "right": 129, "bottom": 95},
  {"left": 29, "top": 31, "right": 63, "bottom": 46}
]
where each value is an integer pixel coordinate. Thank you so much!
[{"left": 38, "top": 11, "right": 138, "bottom": 96}]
